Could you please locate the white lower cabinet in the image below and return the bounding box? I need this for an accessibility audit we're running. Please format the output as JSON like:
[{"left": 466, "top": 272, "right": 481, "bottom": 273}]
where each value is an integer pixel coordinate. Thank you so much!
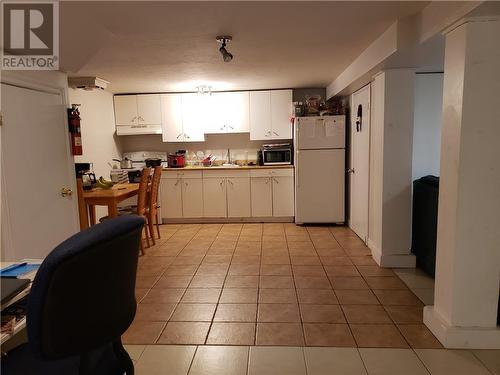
[
  {"left": 161, "top": 168, "right": 294, "bottom": 221},
  {"left": 227, "top": 178, "right": 251, "bottom": 217},
  {"left": 203, "top": 178, "right": 227, "bottom": 217},
  {"left": 250, "top": 177, "right": 273, "bottom": 217}
]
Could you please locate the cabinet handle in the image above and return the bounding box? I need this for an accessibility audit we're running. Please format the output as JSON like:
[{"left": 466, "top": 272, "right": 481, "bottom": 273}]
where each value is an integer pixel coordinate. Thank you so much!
[
  {"left": 273, "top": 131, "right": 279, "bottom": 136},
  {"left": 174, "top": 178, "right": 180, "bottom": 186},
  {"left": 176, "top": 133, "right": 182, "bottom": 139},
  {"left": 273, "top": 177, "right": 279, "bottom": 184},
  {"left": 131, "top": 116, "right": 137, "bottom": 122},
  {"left": 229, "top": 125, "right": 234, "bottom": 130},
  {"left": 184, "top": 181, "right": 188, "bottom": 187},
  {"left": 228, "top": 179, "right": 234, "bottom": 186},
  {"left": 220, "top": 127, "right": 225, "bottom": 131},
  {"left": 138, "top": 116, "right": 145, "bottom": 122},
  {"left": 185, "top": 133, "right": 190, "bottom": 139},
  {"left": 265, "top": 177, "right": 270, "bottom": 184}
]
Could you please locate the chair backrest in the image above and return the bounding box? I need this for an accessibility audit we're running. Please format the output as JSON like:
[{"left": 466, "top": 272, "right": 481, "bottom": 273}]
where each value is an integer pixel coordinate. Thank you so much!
[
  {"left": 149, "top": 166, "right": 162, "bottom": 209},
  {"left": 27, "top": 215, "right": 145, "bottom": 360},
  {"left": 136, "top": 167, "right": 150, "bottom": 216}
]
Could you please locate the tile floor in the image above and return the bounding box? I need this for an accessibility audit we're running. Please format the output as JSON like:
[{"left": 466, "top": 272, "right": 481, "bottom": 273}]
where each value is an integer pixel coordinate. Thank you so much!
[
  {"left": 123, "top": 223, "right": 443, "bottom": 348},
  {"left": 125, "top": 345, "right": 500, "bottom": 375}
]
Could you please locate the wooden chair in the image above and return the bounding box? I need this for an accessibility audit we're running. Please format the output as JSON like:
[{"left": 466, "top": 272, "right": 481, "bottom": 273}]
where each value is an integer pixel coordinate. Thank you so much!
[
  {"left": 146, "top": 166, "right": 162, "bottom": 244},
  {"left": 136, "top": 167, "right": 151, "bottom": 255}
]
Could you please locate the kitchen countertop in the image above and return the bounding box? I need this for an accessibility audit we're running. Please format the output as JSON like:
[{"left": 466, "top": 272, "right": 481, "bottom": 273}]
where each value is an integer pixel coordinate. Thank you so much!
[{"left": 163, "top": 165, "right": 294, "bottom": 171}]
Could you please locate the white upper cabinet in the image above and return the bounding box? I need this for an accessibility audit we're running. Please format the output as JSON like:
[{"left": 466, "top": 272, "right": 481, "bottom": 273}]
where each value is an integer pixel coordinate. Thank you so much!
[
  {"left": 181, "top": 94, "right": 206, "bottom": 142},
  {"left": 114, "top": 94, "right": 162, "bottom": 135},
  {"left": 206, "top": 92, "right": 250, "bottom": 134},
  {"left": 114, "top": 96, "right": 138, "bottom": 126},
  {"left": 249, "top": 91, "right": 272, "bottom": 140},
  {"left": 137, "top": 94, "right": 161, "bottom": 125},
  {"left": 250, "top": 89, "right": 292, "bottom": 140},
  {"left": 271, "top": 90, "right": 293, "bottom": 139},
  {"left": 160, "top": 94, "right": 183, "bottom": 142}
]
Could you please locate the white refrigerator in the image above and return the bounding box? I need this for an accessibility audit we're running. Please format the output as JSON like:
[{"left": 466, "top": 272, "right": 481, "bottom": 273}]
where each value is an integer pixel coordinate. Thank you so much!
[{"left": 294, "top": 116, "right": 345, "bottom": 224}]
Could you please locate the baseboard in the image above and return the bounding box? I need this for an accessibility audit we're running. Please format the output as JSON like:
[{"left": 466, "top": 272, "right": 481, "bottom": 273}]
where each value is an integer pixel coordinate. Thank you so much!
[
  {"left": 424, "top": 306, "right": 500, "bottom": 349},
  {"left": 162, "top": 217, "right": 295, "bottom": 224},
  {"left": 368, "top": 239, "right": 416, "bottom": 268}
]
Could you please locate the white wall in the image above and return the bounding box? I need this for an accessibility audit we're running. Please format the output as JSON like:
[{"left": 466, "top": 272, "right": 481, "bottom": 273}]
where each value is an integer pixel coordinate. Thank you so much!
[
  {"left": 69, "top": 89, "right": 122, "bottom": 218},
  {"left": 412, "top": 73, "right": 443, "bottom": 181}
]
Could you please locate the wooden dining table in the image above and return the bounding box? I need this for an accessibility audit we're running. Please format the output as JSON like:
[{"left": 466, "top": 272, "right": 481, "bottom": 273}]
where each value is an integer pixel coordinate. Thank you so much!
[{"left": 79, "top": 183, "right": 139, "bottom": 230}]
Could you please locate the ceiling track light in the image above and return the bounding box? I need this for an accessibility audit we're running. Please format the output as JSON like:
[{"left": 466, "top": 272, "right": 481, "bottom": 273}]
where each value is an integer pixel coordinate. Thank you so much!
[
  {"left": 196, "top": 85, "right": 212, "bottom": 95},
  {"left": 216, "top": 35, "right": 233, "bottom": 63}
]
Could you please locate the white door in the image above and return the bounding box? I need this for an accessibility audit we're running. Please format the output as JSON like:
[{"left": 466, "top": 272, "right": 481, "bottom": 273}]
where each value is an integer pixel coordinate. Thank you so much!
[
  {"left": 137, "top": 94, "right": 161, "bottom": 125},
  {"left": 182, "top": 178, "right": 203, "bottom": 217},
  {"left": 271, "top": 90, "right": 293, "bottom": 139},
  {"left": 251, "top": 177, "right": 273, "bottom": 217},
  {"left": 227, "top": 178, "right": 251, "bottom": 217},
  {"left": 1, "top": 83, "right": 78, "bottom": 260},
  {"left": 249, "top": 91, "right": 272, "bottom": 140},
  {"left": 160, "top": 178, "right": 183, "bottom": 218},
  {"left": 181, "top": 94, "right": 205, "bottom": 142},
  {"left": 295, "top": 149, "right": 345, "bottom": 223},
  {"left": 114, "top": 95, "right": 138, "bottom": 125},
  {"left": 272, "top": 176, "right": 294, "bottom": 217},
  {"left": 160, "top": 94, "right": 183, "bottom": 142},
  {"left": 349, "top": 85, "right": 371, "bottom": 242},
  {"left": 203, "top": 178, "right": 227, "bottom": 217}
]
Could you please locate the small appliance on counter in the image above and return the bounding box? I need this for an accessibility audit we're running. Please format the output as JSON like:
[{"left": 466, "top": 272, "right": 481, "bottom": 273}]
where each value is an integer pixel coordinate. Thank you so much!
[
  {"left": 167, "top": 150, "right": 186, "bottom": 168},
  {"left": 75, "top": 162, "right": 96, "bottom": 190},
  {"left": 261, "top": 143, "right": 293, "bottom": 165},
  {"left": 110, "top": 151, "right": 168, "bottom": 183}
]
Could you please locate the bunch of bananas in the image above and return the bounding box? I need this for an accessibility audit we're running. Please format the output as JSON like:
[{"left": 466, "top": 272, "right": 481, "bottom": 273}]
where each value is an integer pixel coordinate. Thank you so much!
[{"left": 96, "top": 177, "right": 115, "bottom": 189}]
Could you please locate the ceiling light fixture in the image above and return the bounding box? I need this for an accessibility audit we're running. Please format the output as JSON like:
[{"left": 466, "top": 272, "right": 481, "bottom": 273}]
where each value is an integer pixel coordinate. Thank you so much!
[
  {"left": 196, "top": 85, "right": 212, "bottom": 95},
  {"left": 216, "top": 35, "right": 233, "bottom": 63}
]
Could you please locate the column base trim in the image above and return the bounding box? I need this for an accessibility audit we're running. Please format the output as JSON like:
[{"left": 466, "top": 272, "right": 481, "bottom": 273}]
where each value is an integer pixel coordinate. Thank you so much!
[
  {"left": 424, "top": 306, "right": 500, "bottom": 349},
  {"left": 368, "top": 239, "right": 416, "bottom": 268}
]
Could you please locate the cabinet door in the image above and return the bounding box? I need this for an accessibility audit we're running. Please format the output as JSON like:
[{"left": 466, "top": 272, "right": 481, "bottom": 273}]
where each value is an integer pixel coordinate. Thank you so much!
[
  {"left": 250, "top": 177, "right": 272, "bottom": 217},
  {"left": 203, "top": 178, "right": 227, "bottom": 217},
  {"left": 271, "top": 90, "right": 293, "bottom": 139},
  {"left": 224, "top": 91, "right": 250, "bottom": 133},
  {"left": 160, "top": 94, "right": 184, "bottom": 142},
  {"left": 182, "top": 178, "right": 203, "bottom": 218},
  {"left": 181, "top": 93, "right": 205, "bottom": 142},
  {"left": 205, "top": 93, "right": 227, "bottom": 134},
  {"left": 227, "top": 178, "right": 251, "bottom": 217},
  {"left": 137, "top": 94, "right": 161, "bottom": 125},
  {"left": 114, "top": 95, "right": 138, "bottom": 126},
  {"left": 272, "top": 176, "right": 294, "bottom": 217},
  {"left": 249, "top": 91, "right": 272, "bottom": 140},
  {"left": 160, "top": 178, "right": 183, "bottom": 218}
]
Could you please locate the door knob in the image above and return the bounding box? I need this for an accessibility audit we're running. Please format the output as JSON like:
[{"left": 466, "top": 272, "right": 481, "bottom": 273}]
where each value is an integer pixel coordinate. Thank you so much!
[
  {"left": 347, "top": 169, "right": 355, "bottom": 174},
  {"left": 61, "top": 187, "right": 73, "bottom": 197}
]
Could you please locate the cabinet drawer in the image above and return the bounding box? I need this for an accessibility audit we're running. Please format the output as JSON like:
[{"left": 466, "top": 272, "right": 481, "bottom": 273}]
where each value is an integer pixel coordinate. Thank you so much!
[
  {"left": 250, "top": 168, "right": 294, "bottom": 178},
  {"left": 203, "top": 170, "right": 250, "bottom": 178},
  {"left": 162, "top": 170, "right": 202, "bottom": 179}
]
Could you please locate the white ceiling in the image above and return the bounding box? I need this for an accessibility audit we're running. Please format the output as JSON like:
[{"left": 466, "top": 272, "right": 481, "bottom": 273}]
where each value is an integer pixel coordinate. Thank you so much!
[{"left": 60, "top": 1, "right": 429, "bottom": 94}]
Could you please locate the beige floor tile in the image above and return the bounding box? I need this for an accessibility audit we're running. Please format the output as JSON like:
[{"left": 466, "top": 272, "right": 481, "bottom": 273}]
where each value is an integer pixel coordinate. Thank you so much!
[
  {"left": 397, "top": 324, "right": 443, "bottom": 349},
  {"left": 351, "top": 324, "right": 408, "bottom": 348},
  {"left": 155, "top": 275, "right": 193, "bottom": 288},
  {"left": 300, "top": 304, "right": 346, "bottom": 323},
  {"left": 292, "top": 265, "right": 326, "bottom": 276},
  {"left": 248, "top": 346, "right": 307, "bottom": 375},
  {"left": 136, "top": 288, "right": 149, "bottom": 303},
  {"left": 472, "top": 350, "right": 500, "bottom": 375},
  {"left": 180, "top": 288, "right": 221, "bottom": 303},
  {"left": 171, "top": 256, "right": 204, "bottom": 265},
  {"left": 294, "top": 276, "right": 332, "bottom": 289},
  {"left": 170, "top": 303, "right": 217, "bottom": 322},
  {"left": 142, "top": 288, "right": 185, "bottom": 303},
  {"left": 224, "top": 275, "right": 259, "bottom": 288},
  {"left": 415, "top": 349, "right": 491, "bottom": 375},
  {"left": 384, "top": 305, "right": 424, "bottom": 324},
  {"left": 231, "top": 255, "right": 261, "bottom": 265},
  {"left": 315, "top": 248, "right": 347, "bottom": 257},
  {"left": 356, "top": 265, "right": 395, "bottom": 277},
  {"left": 260, "top": 264, "right": 292, "bottom": 276},
  {"left": 342, "top": 305, "right": 392, "bottom": 324},
  {"left": 258, "top": 303, "right": 301, "bottom": 322},
  {"left": 135, "top": 345, "right": 196, "bottom": 375},
  {"left": 214, "top": 303, "right": 257, "bottom": 322},
  {"left": 189, "top": 346, "right": 249, "bottom": 375},
  {"left": 196, "top": 263, "right": 229, "bottom": 275},
  {"left": 163, "top": 264, "right": 199, "bottom": 276},
  {"left": 260, "top": 275, "right": 295, "bottom": 288},
  {"left": 325, "top": 265, "right": 361, "bottom": 277},
  {"left": 303, "top": 323, "right": 356, "bottom": 347},
  {"left": 202, "top": 255, "right": 232, "bottom": 264},
  {"left": 256, "top": 323, "right": 305, "bottom": 346},
  {"left": 219, "top": 288, "right": 258, "bottom": 303},
  {"left": 135, "top": 303, "right": 176, "bottom": 321},
  {"left": 344, "top": 248, "right": 371, "bottom": 257},
  {"left": 136, "top": 276, "right": 160, "bottom": 289},
  {"left": 297, "top": 289, "right": 339, "bottom": 304},
  {"left": 359, "top": 348, "right": 429, "bottom": 375},
  {"left": 364, "top": 276, "right": 407, "bottom": 290},
  {"left": 262, "top": 255, "right": 291, "bottom": 265},
  {"left": 259, "top": 288, "right": 297, "bottom": 303},
  {"left": 228, "top": 264, "right": 260, "bottom": 275},
  {"left": 157, "top": 322, "right": 210, "bottom": 344},
  {"left": 290, "top": 256, "right": 321, "bottom": 266},
  {"left": 320, "top": 256, "right": 354, "bottom": 266},
  {"left": 304, "top": 347, "right": 367, "bottom": 375},
  {"left": 411, "top": 288, "right": 435, "bottom": 305},
  {"left": 393, "top": 268, "right": 435, "bottom": 289},
  {"left": 124, "top": 345, "right": 146, "bottom": 361},
  {"left": 206, "top": 323, "right": 255, "bottom": 345},
  {"left": 122, "top": 321, "right": 165, "bottom": 344},
  {"left": 335, "top": 290, "right": 380, "bottom": 305},
  {"left": 189, "top": 275, "right": 225, "bottom": 288},
  {"left": 330, "top": 276, "right": 369, "bottom": 290},
  {"left": 373, "top": 290, "right": 423, "bottom": 306},
  {"left": 349, "top": 256, "right": 377, "bottom": 266}
]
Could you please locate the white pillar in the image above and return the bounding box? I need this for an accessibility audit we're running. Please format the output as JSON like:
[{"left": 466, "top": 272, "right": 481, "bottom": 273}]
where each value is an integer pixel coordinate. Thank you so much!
[
  {"left": 368, "top": 69, "right": 416, "bottom": 268},
  {"left": 424, "top": 17, "right": 500, "bottom": 349}
]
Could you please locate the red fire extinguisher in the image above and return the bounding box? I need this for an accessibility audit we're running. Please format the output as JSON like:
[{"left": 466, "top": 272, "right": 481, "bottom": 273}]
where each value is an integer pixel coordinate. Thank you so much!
[{"left": 68, "top": 104, "right": 83, "bottom": 155}]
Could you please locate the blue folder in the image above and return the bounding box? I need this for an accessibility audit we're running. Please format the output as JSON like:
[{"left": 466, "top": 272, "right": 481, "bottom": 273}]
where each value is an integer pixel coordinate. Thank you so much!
[{"left": 0, "top": 263, "right": 41, "bottom": 278}]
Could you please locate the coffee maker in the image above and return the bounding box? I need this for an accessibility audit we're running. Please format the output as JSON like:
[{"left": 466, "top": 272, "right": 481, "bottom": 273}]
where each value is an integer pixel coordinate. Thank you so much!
[{"left": 75, "top": 163, "right": 96, "bottom": 190}]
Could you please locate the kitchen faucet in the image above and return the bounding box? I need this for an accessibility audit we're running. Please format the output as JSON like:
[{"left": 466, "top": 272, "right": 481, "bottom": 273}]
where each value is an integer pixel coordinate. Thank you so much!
[{"left": 227, "top": 148, "right": 231, "bottom": 164}]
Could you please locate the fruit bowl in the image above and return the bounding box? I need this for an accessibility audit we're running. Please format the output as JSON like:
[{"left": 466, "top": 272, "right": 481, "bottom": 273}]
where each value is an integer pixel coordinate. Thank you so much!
[{"left": 96, "top": 177, "right": 115, "bottom": 189}]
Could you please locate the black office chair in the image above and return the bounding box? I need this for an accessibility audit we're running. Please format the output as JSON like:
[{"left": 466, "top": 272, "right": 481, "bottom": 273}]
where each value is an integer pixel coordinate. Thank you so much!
[{"left": 1, "top": 215, "right": 145, "bottom": 375}]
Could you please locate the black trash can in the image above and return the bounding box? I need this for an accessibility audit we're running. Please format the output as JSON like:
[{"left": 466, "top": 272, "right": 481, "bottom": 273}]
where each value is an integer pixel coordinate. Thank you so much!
[{"left": 411, "top": 175, "right": 439, "bottom": 277}]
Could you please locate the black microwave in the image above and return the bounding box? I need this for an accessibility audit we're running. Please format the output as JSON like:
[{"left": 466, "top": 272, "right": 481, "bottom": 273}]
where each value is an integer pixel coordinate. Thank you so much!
[{"left": 262, "top": 143, "right": 293, "bottom": 165}]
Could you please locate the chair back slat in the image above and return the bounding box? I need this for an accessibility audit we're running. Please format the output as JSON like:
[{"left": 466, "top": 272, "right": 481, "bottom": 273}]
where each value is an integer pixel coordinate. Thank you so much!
[
  {"left": 149, "top": 166, "right": 162, "bottom": 209},
  {"left": 136, "top": 168, "right": 150, "bottom": 216}
]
